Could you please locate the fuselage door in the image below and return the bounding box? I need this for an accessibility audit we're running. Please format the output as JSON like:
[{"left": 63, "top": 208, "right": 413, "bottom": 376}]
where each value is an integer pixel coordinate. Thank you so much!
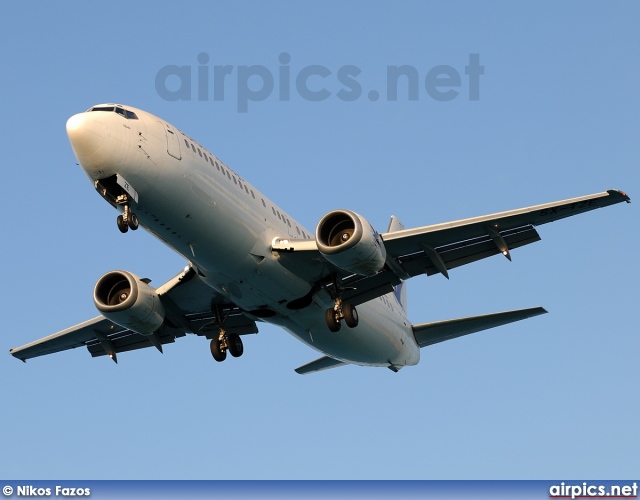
[{"left": 164, "top": 123, "right": 182, "bottom": 160}]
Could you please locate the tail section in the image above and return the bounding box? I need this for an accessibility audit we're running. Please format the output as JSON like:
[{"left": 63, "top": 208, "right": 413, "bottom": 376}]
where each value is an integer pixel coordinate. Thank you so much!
[{"left": 387, "top": 215, "right": 408, "bottom": 311}]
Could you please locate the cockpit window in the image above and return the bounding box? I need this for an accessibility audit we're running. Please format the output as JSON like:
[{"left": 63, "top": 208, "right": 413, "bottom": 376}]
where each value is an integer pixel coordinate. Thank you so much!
[{"left": 88, "top": 106, "right": 138, "bottom": 119}]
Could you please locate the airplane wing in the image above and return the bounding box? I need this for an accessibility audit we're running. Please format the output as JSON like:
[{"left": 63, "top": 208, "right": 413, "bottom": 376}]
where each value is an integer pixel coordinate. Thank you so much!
[
  {"left": 275, "top": 190, "right": 630, "bottom": 306},
  {"left": 10, "top": 267, "right": 258, "bottom": 363},
  {"left": 381, "top": 189, "right": 630, "bottom": 279}
]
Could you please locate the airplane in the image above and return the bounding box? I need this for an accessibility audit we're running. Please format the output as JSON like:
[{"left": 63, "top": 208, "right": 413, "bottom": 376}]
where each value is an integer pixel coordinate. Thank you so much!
[{"left": 9, "top": 104, "right": 630, "bottom": 374}]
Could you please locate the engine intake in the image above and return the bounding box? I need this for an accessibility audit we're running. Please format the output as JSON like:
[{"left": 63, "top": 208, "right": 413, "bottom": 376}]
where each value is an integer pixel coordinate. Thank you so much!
[
  {"left": 316, "top": 210, "right": 386, "bottom": 276},
  {"left": 94, "top": 270, "right": 165, "bottom": 336}
]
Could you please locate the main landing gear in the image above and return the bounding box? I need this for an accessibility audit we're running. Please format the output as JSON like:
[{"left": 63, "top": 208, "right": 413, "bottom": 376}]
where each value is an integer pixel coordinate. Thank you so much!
[
  {"left": 210, "top": 333, "right": 243, "bottom": 362},
  {"left": 115, "top": 194, "right": 139, "bottom": 233},
  {"left": 324, "top": 275, "right": 359, "bottom": 332},
  {"left": 209, "top": 305, "right": 244, "bottom": 363}
]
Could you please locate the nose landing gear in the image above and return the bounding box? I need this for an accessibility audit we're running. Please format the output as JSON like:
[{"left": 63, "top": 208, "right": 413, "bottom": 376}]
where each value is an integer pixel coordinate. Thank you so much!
[{"left": 115, "top": 195, "right": 139, "bottom": 233}]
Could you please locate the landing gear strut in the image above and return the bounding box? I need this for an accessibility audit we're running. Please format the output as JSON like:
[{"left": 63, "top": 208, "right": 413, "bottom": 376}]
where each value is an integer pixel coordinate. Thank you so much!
[
  {"left": 115, "top": 194, "right": 139, "bottom": 233},
  {"left": 209, "top": 305, "right": 244, "bottom": 363},
  {"left": 324, "top": 275, "right": 359, "bottom": 332}
]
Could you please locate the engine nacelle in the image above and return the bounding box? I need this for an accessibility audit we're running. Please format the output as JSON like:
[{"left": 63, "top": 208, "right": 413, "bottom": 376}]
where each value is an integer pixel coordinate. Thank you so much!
[
  {"left": 316, "top": 209, "right": 386, "bottom": 276},
  {"left": 93, "top": 270, "right": 165, "bottom": 336}
]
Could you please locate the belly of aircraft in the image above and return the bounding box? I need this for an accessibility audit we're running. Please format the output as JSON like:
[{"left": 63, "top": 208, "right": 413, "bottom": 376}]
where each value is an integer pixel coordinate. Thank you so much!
[
  {"left": 105, "top": 138, "right": 419, "bottom": 369},
  {"left": 275, "top": 301, "right": 420, "bottom": 368}
]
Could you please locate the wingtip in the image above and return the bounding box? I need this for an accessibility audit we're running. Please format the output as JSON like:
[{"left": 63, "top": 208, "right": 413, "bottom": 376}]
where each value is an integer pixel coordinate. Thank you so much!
[
  {"left": 9, "top": 349, "right": 27, "bottom": 363},
  {"left": 529, "top": 306, "right": 548, "bottom": 316},
  {"left": 608, "top": 189, "right": 631, "bottom": 203}
]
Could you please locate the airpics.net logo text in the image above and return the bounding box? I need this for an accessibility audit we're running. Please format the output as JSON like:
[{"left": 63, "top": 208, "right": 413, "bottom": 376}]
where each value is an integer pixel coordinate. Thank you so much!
[{"left": 155, "top": 52, "right": 484, "bottom": 112}]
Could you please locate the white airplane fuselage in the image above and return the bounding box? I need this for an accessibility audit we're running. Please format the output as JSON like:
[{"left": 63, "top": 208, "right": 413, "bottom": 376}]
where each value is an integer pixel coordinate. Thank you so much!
[{"left": 66, "top": 104, "right": 420, "bottom": 369}]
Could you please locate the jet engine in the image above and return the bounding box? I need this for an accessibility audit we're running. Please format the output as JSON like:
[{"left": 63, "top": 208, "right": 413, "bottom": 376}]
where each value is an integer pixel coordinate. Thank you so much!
[
  {"left": 93, "top": 270, "right": 165, "bottom": 335},
  {"left": 316, "top": 209, "right": 386, "bottom": 276}
]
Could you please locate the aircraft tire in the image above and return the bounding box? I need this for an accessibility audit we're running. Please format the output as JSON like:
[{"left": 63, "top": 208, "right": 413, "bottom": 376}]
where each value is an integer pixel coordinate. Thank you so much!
[
  {"left": 129, "top": 213, "right": 139, "bottom": 230},
  {"left": 325, "top": 308, "right": 341, "bottom": 332},
  {"left": 343, "top": 303, "right": 358, "bottom": 328},
  {"left": 210, "top": 338, "right": 227, "bottom": 362},
  {"left": 227, "top": 334, "right": 244, "bottom": 357},
  {"left": 117, "top": 215, "right": 128, "bottom": 233}
]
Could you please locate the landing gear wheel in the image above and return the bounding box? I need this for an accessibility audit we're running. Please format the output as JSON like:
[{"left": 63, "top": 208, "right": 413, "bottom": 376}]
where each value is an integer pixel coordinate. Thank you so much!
[
  {"left": 227, "top": 334, "right": 244, "bottom": 357},
  {"left": 325, "top": 308, "right": 341, "bottom": 332},
  {"left": 210, "top": 338, "right": 227, "bottom": 362},
  {"left": 116, "top": 215, "right": 128, "bottom": 233},
  {"left": 343, "top": 303, "right": 358, "bottom": 328},
  {"left": 129, "top": 213, "right": 139, "bottom": 230}
]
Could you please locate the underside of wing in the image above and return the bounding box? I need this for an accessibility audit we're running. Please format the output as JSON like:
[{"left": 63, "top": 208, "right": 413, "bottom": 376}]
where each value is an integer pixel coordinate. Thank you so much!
[
  {"left": 274, "top": 190, "right": 629, "bottom": 307},
  {"left": 10, "top": 267, "right": 258, "bottom": 363},
  {"left": 382, "top": 189, "right": 630, "bottom": 280},
  {"left": 10, "top": 316, "right": 115, "bottom": 362},
  {"left": 413, "top": 307, "right": 548, "bottom": 348}
]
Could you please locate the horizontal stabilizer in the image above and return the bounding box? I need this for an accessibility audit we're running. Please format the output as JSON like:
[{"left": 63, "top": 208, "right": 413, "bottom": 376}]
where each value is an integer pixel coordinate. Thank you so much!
[
  {"left": 295, "top": 355, "right": 348, "bottom": 375},
  {"left": 413, "top": 307, "right": 547, "bottom": 348}
]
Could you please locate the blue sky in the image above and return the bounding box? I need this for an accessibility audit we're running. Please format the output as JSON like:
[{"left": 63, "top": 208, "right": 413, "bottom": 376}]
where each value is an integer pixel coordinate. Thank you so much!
[{"left": 1, "top": 1, "right": 638, "bottom": 479}]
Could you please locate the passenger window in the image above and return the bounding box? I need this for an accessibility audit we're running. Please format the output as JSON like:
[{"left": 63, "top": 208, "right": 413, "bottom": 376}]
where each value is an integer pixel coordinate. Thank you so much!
[
  {"left": 296, "top": 227, "right": 301, "bottom": 235},
  {"left": 184, "top": 139, "right": 189, "bottom": 147},
  {"left": 203, "top": 153, "right": 208, "bottom": 162},
  {"left": 251, "top": 190, "right": 256, "bottom": 199},
  {"left": 197, "top": 149, "right": 202, "bottom": 157},
  {"left": 191, "top": 144, "right": 196, "bottom": 153}
]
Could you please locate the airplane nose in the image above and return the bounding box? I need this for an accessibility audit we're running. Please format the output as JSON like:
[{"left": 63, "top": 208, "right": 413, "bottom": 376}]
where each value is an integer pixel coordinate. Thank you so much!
[{"left": 66, "top": 112, "right": 106, "bottom": 158}]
